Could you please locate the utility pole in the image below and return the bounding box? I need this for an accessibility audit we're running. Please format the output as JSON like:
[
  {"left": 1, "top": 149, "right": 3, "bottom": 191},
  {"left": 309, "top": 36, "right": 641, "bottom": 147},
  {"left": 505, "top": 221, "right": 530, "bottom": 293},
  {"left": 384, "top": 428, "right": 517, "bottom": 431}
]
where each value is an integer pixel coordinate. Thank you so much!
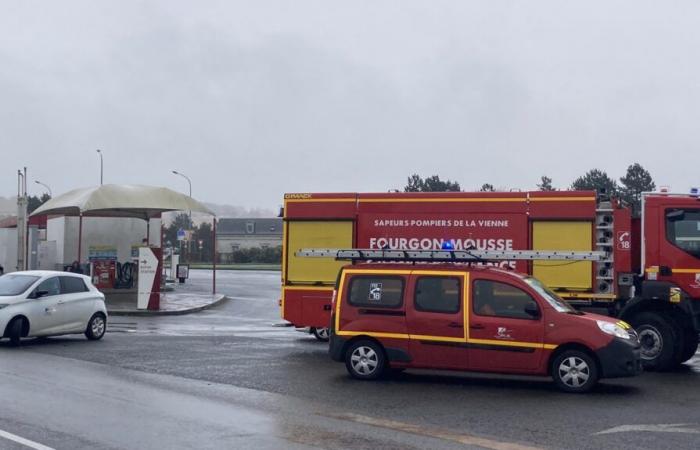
[{"left": 16, "top": 168, "right": 28, "bottom": 271}]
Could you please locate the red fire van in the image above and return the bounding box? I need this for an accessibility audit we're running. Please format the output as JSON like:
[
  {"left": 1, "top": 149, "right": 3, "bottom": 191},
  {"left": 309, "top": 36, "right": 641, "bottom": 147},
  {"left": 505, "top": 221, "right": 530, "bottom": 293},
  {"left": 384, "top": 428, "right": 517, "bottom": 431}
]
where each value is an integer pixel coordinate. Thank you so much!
[{"left": 329, "top": 263, "right": 642, "bottom": 393}]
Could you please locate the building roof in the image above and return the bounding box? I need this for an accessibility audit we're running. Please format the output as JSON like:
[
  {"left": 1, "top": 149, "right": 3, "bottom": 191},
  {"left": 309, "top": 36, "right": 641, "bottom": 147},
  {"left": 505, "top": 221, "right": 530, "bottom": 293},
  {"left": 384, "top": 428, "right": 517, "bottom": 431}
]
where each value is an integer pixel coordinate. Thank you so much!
[
  {"left": 217, "top": 218, "right": 282, "bottom": 236},
  {"left": 0, "top": 215, "right": 47, "bottom": 229}
]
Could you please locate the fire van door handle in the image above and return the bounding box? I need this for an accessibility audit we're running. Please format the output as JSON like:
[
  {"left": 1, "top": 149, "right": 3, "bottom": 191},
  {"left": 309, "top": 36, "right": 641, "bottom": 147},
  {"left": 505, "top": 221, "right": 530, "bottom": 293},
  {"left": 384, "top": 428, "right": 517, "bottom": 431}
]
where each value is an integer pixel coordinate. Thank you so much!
[
  {"left": 448, "top": 322, "right": 462, "bottom": 328},
  {"left": 469, "top": 324, "right": 485, "bottom": 330}
]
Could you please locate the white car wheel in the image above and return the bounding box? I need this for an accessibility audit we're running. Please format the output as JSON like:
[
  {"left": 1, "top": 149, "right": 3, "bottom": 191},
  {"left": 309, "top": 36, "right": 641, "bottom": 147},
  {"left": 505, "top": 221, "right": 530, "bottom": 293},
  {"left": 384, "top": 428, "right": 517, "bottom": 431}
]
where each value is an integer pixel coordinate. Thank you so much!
[{"left": 86, "top": 314, "right": 106, "bottom": 340}]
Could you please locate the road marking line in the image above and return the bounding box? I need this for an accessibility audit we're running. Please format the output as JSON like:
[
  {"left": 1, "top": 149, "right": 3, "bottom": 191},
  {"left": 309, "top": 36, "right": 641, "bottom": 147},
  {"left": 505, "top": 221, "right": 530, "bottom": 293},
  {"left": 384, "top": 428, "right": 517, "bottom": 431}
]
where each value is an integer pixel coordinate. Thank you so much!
[
  {"left": 0, "top": 429, "right": 55, "bottom": 450},
  {"left": 329, "top": 413, "right": 542, "bottom": 450},
  {"left": 594, "top": 423, "right": 700, "bottom": 435}
]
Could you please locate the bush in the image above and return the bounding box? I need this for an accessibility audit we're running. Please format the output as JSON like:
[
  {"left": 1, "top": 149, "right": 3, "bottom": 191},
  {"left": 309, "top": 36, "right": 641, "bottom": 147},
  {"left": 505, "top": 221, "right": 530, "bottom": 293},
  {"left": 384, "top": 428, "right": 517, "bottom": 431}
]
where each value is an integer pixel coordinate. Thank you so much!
[{"left": 230, "top": 246, "right": 282, "bottom": 264}]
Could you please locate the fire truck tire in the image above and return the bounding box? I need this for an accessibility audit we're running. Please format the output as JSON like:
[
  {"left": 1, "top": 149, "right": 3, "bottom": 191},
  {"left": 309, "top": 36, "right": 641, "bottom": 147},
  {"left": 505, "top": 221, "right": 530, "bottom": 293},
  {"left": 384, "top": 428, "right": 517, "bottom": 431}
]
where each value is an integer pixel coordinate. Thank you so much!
[
  {"left": 680, "top": 335, "right": 699, "bottom": 364},
  {"left": 668, "top": 311, "right": 699, "bottom": 364},
  {"left": 630, "top": 312, "right": 679, "bottom": 371},
  {"left": 551, "top": 350, "right": 599, "bottom": 393},
  {"left": 311, "top": 327, "right": 330, "bottom": 342},
  {"left": 345, "top": 340, "right": 387, "bottom": 380}
]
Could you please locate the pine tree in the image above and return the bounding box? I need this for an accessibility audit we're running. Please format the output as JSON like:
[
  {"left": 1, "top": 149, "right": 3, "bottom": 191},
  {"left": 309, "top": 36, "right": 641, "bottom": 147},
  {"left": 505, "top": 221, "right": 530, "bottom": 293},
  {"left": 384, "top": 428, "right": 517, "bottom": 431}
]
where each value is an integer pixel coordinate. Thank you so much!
[
  {"left": 620, "top": 163, "right": 655, "bottom": 214},
  {"left": 570, "top": 169, "right": 618, "bottom": 195},
  {"left": 537, "top": 176, "right": 555, "bottom": 191}
]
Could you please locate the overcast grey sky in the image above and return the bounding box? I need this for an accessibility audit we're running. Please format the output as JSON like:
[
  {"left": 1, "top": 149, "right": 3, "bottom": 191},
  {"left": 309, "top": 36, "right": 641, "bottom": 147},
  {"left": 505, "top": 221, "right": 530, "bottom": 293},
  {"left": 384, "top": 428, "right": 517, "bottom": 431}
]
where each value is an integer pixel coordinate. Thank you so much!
[{"left": 2, "top": 1, "right": 699, "bottom": 210}]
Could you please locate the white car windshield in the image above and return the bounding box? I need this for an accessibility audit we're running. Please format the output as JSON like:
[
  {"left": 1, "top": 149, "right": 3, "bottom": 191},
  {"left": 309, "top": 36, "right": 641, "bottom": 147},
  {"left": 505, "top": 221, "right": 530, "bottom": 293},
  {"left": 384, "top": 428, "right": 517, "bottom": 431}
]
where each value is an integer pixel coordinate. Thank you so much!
[
  {"left": 524, "top": 277, "right": 576, "bottom": 313},
  {"left": 0, "top": 274, "right": 41, "bottom": 296}
]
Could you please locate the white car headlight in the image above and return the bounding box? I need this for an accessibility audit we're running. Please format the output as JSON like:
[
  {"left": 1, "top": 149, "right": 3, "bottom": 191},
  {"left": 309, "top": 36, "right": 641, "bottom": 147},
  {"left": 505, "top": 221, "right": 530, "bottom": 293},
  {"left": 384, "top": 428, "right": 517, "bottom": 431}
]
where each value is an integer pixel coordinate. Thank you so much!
[{"left": 597, "top": 320, "right": 630, "bottom": 339}]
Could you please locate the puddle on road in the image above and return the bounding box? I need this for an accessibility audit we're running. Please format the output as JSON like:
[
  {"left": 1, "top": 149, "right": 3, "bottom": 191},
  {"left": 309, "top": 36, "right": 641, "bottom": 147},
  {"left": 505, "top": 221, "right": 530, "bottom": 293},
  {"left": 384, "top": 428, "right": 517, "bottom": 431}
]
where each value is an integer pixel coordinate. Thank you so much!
[{"left": 107, "top": 320, "right": 302, "bottom": 341}]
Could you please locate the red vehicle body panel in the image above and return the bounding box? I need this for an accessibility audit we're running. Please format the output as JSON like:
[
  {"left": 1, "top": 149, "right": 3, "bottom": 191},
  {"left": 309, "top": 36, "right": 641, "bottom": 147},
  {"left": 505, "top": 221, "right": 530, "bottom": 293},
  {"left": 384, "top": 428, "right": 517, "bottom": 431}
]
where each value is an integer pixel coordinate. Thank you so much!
[
  {"left": 643, "top": 195, "right": 700, "bottom": 299},
  {"left": 282, "top": 191, "right": 700, "bottom": 330},
  {"left": 333, "top": 264, "right": 617, "bottom": 376}
]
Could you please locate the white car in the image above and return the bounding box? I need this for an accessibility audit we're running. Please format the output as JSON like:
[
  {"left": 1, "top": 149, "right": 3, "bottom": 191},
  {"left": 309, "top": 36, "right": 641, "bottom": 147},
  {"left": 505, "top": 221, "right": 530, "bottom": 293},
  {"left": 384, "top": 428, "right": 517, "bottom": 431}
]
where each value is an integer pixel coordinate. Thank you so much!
[{"left": 0, "top": 271, "right": 107, "bottom": 346}]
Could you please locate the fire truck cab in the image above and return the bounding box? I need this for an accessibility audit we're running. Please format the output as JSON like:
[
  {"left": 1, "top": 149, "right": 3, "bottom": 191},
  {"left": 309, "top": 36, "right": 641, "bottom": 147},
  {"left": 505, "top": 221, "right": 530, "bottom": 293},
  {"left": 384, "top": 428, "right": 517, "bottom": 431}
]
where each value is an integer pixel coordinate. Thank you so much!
[
  {"left": 328, "top": 263, "right": 641, "bottom": 393},
  {"left": 281, "top": 190, "right": 700, "bottom": 371}
]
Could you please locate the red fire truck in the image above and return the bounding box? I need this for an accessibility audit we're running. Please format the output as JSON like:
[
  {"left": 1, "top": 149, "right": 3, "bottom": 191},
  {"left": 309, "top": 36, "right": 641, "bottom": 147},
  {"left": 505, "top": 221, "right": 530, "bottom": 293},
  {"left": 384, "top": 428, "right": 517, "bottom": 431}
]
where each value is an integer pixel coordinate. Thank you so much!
[{"left": 281, "top": 190, "right": 700, "bottom": 371}]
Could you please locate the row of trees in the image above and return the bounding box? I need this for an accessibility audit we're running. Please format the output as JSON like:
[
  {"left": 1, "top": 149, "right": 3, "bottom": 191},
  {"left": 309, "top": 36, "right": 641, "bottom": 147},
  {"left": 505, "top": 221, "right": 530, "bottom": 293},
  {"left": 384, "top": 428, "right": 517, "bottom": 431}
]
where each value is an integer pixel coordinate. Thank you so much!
[
  {"left": 403, "top": 163, "right": 656, "bottom": 213},
  {"left": 163, "top": 213, "right": 216, "bottom": 263},
  {"left": 27, "top": 193, "right": 51, "bottom": 214},
  {"left": 163, "top": 213, "right": 281, "bottom": 263}
]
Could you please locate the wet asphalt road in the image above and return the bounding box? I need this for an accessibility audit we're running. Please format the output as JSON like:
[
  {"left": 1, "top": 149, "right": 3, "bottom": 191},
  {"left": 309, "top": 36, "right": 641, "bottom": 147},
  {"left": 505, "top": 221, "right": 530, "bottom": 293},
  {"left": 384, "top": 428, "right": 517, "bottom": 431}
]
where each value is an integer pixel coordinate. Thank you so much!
[{"left": 1, "top": 269, "right": 699, "bottom": 450}]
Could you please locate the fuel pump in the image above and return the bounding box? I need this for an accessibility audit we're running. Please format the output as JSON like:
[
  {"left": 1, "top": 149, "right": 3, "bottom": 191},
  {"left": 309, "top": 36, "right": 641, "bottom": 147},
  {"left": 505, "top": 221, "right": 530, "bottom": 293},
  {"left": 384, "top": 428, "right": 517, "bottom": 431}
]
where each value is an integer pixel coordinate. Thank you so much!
[{"left": 88, "top": 245, "right": 117, "bottom": 289}]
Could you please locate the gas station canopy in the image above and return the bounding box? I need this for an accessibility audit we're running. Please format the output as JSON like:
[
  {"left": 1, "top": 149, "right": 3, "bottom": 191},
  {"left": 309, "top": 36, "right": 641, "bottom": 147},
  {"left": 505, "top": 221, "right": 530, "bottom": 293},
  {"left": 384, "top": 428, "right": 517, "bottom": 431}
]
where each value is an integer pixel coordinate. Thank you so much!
[{"left": 30, "top": 184, "right": 215, "bottom": 219}]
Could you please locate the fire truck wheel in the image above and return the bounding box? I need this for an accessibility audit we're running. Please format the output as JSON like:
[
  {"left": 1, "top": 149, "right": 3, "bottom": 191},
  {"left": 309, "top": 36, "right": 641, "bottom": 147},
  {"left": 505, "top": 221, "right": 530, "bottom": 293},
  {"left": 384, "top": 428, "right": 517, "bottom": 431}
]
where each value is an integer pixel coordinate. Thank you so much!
[
  {"left": 680, "top": 336, "right": 700, "bottom": 364},
  {"left": 631, "top": 312, "right": 678, "bottom": 371},
  {"left": 551, "top": 350, "right": 599, "bottom": 393},
  {"left": 345, "top": 340, "right": 387, "bottom": 380},
  {"left": 311, "top": 327, "right": 330, "bottom": 342},
  {"left": 668, "top": 311, "right": 699, "bottom": 364}
]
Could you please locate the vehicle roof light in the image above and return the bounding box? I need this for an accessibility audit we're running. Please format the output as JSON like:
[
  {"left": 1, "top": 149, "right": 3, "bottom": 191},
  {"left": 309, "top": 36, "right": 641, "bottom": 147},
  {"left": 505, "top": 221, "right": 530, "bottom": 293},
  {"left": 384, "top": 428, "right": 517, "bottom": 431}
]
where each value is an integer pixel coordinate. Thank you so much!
[{"left": 690, "top": 187, "right": 699, "bottom": 197}]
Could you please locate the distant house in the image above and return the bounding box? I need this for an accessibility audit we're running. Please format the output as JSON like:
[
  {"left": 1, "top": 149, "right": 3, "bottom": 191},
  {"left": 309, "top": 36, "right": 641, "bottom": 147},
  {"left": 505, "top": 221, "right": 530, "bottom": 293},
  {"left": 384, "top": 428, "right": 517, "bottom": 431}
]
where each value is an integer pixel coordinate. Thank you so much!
[{"left": 216, "top": 218, "right": 282, "bottom": 260}]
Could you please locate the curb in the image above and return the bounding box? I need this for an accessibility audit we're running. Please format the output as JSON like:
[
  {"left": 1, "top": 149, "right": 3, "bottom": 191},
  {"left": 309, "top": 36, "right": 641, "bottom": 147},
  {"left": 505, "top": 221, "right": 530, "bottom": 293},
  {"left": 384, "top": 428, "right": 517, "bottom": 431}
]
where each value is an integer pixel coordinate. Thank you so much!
[{"left": 107, "top": 295, "right": 229, "bottom": 316}]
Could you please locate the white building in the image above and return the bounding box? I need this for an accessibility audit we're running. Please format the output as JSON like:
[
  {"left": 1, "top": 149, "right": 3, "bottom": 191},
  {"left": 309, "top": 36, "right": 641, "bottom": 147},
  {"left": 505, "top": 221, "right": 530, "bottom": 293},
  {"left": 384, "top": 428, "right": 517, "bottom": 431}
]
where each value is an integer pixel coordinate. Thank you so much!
[{"left": 216, "top": 218, "right": 282, "bottom": 260}]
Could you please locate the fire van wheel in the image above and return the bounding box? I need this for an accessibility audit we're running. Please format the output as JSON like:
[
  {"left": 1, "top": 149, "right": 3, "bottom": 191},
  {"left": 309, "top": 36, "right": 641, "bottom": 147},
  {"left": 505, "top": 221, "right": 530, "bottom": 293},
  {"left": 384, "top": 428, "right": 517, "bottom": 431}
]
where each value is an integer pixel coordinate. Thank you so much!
[
  {"left": 85, "top": 313, "right": 106, "bottom": 341},
  {"left": 551, "top": 350, "right": 599, "bottom": 393},
  {"left": 630, "top": 312, "right": 677, "bottom": 371},
  {"left": 311, "top": 327, "right": 330, "bottom": 342},
  {"left": 345, "top": 340, "right": 387, "bottom": 380}
]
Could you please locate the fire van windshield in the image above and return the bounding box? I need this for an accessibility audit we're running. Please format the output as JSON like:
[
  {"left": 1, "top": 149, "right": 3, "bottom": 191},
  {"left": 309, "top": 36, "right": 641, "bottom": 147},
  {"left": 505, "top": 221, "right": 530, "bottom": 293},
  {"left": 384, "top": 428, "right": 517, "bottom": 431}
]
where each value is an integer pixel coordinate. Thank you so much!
[{"left": 524, "top": 277, "right": 578, "bottom": 314}]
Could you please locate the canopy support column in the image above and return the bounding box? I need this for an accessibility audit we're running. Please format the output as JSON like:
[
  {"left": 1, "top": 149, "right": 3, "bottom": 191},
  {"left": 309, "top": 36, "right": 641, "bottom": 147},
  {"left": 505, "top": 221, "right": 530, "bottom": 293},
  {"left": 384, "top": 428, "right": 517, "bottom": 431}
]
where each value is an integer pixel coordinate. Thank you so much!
[
  {"left": 77, "top": 213, "right": 83, "bottom": 265},
  {"left": 212, "top": 217, "right": 217, "bottom": 295}
]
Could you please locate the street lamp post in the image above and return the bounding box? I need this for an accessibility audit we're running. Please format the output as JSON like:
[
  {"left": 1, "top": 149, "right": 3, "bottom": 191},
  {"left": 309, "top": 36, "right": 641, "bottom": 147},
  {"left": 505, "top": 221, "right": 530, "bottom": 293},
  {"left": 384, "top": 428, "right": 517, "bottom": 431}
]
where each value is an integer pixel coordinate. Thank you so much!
[
  {"left": 96, "top": 149, "right": 103, "bottom": 185},
  {"left": 171, "top": 170, "right": 192, "bottom": 197},
  {"left": 172, "top": 170, "right": 193, "bottom": 262},
  {"left": 34, "top": 180, "right": 52, "bottom": 197}
]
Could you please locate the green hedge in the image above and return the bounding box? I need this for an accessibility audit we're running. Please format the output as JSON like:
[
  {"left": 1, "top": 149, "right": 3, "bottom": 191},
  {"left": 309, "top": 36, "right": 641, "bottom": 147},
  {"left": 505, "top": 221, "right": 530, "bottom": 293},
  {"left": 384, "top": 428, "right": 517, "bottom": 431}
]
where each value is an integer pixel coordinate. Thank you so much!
[{"left": 229, "top": 246, "right": 282, "bottom": 264}]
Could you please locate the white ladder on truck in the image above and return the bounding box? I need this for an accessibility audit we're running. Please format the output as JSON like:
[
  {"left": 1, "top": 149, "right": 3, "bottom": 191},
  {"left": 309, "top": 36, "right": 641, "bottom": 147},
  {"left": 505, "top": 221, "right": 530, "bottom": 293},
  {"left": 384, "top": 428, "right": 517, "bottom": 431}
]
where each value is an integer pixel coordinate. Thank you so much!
[{"left": 295, "top": 248, "right": 607, "bottom": 262}]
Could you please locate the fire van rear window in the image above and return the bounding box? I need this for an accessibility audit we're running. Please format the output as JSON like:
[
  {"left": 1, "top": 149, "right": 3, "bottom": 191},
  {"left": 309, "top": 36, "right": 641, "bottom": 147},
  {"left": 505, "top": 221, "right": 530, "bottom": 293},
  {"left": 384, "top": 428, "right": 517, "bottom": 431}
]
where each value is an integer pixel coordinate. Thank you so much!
[{"left": 348, "top": 276, "right": 404, "bottom": 308}]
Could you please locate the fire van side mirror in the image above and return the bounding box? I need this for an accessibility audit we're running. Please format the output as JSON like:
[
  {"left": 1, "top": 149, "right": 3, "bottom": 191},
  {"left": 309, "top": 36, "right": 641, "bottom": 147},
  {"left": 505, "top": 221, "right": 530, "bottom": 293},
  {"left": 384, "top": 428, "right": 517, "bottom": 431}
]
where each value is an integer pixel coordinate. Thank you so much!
[{"left": 524, "top": 301, "right": 540, "bottom": 319}]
